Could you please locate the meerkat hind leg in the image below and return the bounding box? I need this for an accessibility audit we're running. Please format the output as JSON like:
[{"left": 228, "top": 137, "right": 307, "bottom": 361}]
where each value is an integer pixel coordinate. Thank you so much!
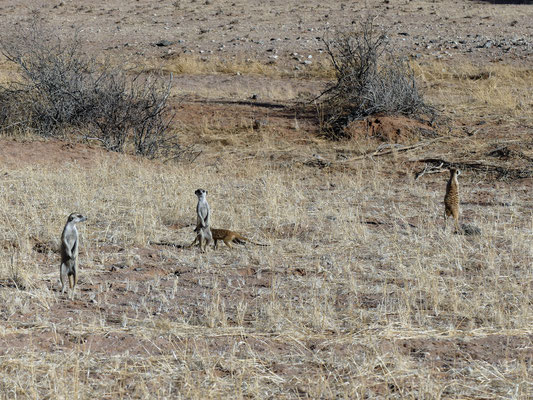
[
  {"left": 68, "top": 272, "right": 76, "bottom": 299},
  {"left": 199, "top": 235, "right": 207, "bottom": 253},
  {"left": 188, "top": 234, "right": 200, "bottom": 248},
  {"left": 60, "top": 263, "right": 68, "bottom": 293},
  {"left": 453, "top": 214, "right": 461, "bottom": 234},
  {"left": 444, "top": 209, "right": 453, "bottom": 232}
]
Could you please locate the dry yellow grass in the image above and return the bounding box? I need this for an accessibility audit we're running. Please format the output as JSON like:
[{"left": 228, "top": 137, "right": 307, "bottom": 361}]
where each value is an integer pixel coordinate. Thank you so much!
[
  {"left": 414, "top": 61, "right": 533, "bottom": 122},
  {"left": 164, "top": 55, "right": 280, "bottom": 76},
  {"left": 140, "top": 54, "right": 335, "bottom": 80},
  {"left": 0, "top": 125, "right": 531, "bottom": 398}
]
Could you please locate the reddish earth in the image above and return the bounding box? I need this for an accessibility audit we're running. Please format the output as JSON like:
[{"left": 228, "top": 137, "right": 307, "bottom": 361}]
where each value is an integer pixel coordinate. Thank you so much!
[
  {"left": 0, "top": 138, "right": 115, "bottom": 168},
  {"left": 345, "top": 115, "right": 438, "bottom": 142}
]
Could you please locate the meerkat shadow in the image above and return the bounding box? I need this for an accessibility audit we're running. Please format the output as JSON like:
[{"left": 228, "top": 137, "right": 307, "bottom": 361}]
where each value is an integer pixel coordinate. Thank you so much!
[
  {"left": 148, "top": 241, "right": 185, "bottom": 248},
  {"left": 458, "top": 223, "right": 482, "bottom": 236}
]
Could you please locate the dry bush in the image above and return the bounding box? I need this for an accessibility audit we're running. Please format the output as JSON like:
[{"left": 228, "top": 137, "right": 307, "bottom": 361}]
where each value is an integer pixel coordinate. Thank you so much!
[
  {"left": 320, "top": 18, "right": 436, "bottom": 138},
  {"left": 0, "top": 22, "right": 178, "bottom": 158}
]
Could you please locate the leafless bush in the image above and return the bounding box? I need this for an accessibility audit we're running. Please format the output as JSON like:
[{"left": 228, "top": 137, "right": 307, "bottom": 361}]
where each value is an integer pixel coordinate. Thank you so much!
[
  {"left": 0, "top": 22, "right": 178, "bottom": 158},
  {"left": 83, "top": 70, "right": 175, "bottom": 155},
  {"left": 0, "top": 87, "right": 31, "bottom": 134},
  {"left": 320, "top": 18, "right": 436, "bottom": 138}
]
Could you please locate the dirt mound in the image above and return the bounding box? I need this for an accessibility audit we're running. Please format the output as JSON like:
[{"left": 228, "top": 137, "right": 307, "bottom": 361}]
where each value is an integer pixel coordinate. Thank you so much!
[{"left": 344, "top": 115, "right": 438, "bottom": 143}]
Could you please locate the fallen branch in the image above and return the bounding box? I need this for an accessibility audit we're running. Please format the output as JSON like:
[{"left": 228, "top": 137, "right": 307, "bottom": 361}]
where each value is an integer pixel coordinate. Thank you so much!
[
  {"left": 412, "top": 158, "right": 533, "bottom": 180},
  {"left": 414, "top": 162, "right": 445, "bottom": 180},
  {"left": 340, "top": 136, "right": 448, "bottom": 163}
]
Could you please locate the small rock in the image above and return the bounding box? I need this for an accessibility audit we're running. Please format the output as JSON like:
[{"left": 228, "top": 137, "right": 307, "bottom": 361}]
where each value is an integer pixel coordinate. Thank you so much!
[{"left": 155, "top": 39, "right": 174, "bottom": 47}]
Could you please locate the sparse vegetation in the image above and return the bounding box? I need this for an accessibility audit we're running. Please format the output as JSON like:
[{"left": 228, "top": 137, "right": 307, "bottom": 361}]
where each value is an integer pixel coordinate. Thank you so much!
[
  {"left": 0, "top": 1, "right": 532, "bottom": 399},
  {"left": 414, "top": 61, "right": 533, "bottom": 121},
  {"left": 320, "top": 18, "right": 436, "bottom": 138},
  {"left": 0, "top": 22, "right": 178, "bottom": 158},
  {"left": 0, "top": 135, "right": 531, "bottom": 397},
  {"left": 155, "top": 54, "right": 335, "bottom": 79}
]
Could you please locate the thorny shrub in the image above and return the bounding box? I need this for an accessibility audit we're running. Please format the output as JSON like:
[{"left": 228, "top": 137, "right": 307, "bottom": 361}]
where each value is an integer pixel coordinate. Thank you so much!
[
  {"left": 320, "top": 18, "right": 436, "bottom": 138},
  {"left": 0, "top": 22, "right": 180, "bottom": 159}
]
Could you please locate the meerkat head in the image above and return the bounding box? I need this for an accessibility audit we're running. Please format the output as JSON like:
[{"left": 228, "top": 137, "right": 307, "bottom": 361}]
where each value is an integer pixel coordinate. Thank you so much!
[
  {"left": 194, "top": 188, "right": 208, "bottom": 199},
  {"left": 67, "top": 213, "right": 87, "bottom": 224},
  {"left": 449, "top": 168, "right": 460, "bottom": 177}
]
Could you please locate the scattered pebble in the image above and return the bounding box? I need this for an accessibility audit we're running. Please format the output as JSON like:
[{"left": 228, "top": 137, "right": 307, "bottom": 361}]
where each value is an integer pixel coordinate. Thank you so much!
[{"left": 155, "top": 39, "right": 174, "bottom": 47}]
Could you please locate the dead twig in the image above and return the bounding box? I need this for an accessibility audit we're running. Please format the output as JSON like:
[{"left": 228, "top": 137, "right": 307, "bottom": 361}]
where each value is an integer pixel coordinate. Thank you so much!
[
  {"left": 412, "top": 157, "right": 533, "bottom": 180},
  {"left": 339, "top": 136, "right": 447, "bottom": 163},
  {"left": 414, "top": 162, "right": 445, "bottom": 180}
]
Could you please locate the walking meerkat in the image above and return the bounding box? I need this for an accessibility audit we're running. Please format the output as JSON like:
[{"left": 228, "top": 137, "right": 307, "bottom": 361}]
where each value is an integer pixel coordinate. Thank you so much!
[
  {"left": 189, "top": 228, "right": 268, "bottom": 249},
  {"left": 211, "top": 228, "right": 268, "bottom": 249},
  {"left": 60, "top": 212, "right": 87, "bottom": 299},
  {"left": 191, "top": 188, "right": 213, "bottom": 252},
  {"left": 444, "top": 168, "right": 461, "bottom": 232}
]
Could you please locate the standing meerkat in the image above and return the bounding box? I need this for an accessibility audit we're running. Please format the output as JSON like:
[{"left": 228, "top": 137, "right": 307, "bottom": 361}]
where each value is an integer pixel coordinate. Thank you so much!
[
  {"left": 192, "top": 188, "right": 213, "bottom": 252},
  {"left": 444, "top": 168, "right": 461, "bottom": 232},
  {"left": 60, "top": 212, "right": 87, "bottom": 299}
]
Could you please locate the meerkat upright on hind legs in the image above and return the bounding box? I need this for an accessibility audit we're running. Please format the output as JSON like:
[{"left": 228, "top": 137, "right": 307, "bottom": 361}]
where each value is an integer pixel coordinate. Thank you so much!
[
  {"left": 60, "top": 213, "right": 87, "bottom": 299},
  {"left": 444, "top": 168, "right": 461, "bottom": 232},
  {"left": 191, "top": 188, "right": 213, "bottom": 252}
]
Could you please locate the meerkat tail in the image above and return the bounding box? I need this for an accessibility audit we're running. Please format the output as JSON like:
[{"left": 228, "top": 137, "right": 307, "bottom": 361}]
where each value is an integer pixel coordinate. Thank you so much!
[{"left": 234, "top": 233, "right": 269, "bottom": 247}]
